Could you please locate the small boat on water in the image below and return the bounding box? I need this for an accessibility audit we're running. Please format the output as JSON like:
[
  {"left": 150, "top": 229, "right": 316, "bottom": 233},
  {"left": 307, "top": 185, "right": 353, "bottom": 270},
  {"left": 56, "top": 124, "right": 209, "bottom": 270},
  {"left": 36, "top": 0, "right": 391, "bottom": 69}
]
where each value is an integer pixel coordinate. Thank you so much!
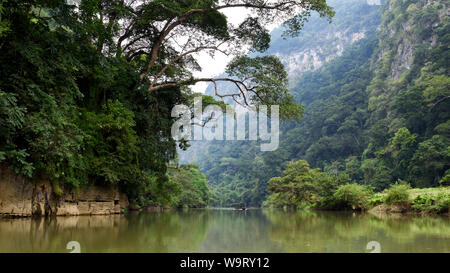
[{"left": 231, "top": 203, "right": 246, "bottom": 210}]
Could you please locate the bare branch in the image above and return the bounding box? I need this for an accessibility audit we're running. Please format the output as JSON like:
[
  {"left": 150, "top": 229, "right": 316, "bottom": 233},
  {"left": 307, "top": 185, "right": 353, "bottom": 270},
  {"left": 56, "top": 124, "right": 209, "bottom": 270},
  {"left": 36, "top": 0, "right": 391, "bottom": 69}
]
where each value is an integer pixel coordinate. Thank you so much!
[
  {"left": 148, "top": 77, "right": 253, "bottom": 106},
  {"left": 138, "top": 1, "right": 306, "bottom": 81},
  {"left": 149, "top": 44, "right": 228, "bottom": 88}
]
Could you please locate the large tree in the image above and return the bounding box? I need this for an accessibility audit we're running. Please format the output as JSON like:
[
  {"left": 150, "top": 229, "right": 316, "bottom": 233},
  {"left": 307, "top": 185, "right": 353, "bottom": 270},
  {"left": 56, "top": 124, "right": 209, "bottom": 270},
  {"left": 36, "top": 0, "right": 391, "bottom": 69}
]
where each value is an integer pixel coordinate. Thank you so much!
[
  {"left": 0, "top": 0, "right": 334, "bottom": 204},
  {"left": 71, "top": 0, "right": 333, "bottom": 119}
]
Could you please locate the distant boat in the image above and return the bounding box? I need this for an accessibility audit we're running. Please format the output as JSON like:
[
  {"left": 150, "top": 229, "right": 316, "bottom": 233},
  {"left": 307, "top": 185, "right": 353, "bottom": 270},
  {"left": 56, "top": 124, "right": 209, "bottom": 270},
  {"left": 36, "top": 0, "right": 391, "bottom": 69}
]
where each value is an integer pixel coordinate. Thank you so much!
[{"left": 231, "top": 203, "right": 246, "bottom": 210}]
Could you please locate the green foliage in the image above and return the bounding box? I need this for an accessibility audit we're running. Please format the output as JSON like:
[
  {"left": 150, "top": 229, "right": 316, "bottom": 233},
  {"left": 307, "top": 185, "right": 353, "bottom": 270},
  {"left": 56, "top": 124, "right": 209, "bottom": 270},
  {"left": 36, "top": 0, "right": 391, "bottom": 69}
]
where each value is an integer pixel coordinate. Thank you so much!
[
  {"left": 167, "top": 164, "right": 212, "bottom": 208},
  {"left": 3, "top": 0, "right": 448, "bottom": 211},
  {"left": 274, "top": 0, "right": 449, "bottom": 194},
  {"left": 260, "top": 0, "right": 449, "bottom": 209},
  {"left": 383, "top": 181, "right": 411, "bottom": 205},
  {"left": 226, "top": 55, "right": 304, "bottom": 120},
  {"left": 441, "top": 170, "right": 450, "bottom": 186},
  {"left": 80, "top": 100, "right": 140, "bottom": 186},
  {"left": 422, "top": 74, "right": 450, "bottom": 107},
  {"left": 411, "top": 192, "right": 450, "bottom": 213},
  {"left": 366, "top": 193, "right": 385, "bottom": 207},
  {"left": 185, "top": 0, "right": 449, "bottom": 207},
  {"left": 332, "top": 183, "right": 373, "bottom": 209},
  {"left": 409, "top": 135, "right": 450, "bottom": 187},
  {"left": 0, "top": 0, "right": 186, "bottom": 201},
  {"left": 192, "top": 2, "right": 381, "bottom": 207},
  {"left": 0, "top": 0, "right": 336, "bottom": 204},
  {"left": 265, "top": 160, "right": 346, "bottom": 208}
]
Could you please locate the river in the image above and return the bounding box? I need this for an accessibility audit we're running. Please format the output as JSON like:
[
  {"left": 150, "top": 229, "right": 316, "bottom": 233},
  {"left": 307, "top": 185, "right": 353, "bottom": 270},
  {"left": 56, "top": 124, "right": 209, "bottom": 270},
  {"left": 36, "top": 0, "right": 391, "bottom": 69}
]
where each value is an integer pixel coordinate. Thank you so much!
[{"left": 0, "top": 209, "right": 449, "bottom": 253}]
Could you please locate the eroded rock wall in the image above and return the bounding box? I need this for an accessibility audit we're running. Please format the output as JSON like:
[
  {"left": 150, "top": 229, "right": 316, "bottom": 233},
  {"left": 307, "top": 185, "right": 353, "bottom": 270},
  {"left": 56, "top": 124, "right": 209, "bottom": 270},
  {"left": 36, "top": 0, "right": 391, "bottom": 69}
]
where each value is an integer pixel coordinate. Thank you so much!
[{"left": 0, "top": 167, "right": 129, "bottom": 217}]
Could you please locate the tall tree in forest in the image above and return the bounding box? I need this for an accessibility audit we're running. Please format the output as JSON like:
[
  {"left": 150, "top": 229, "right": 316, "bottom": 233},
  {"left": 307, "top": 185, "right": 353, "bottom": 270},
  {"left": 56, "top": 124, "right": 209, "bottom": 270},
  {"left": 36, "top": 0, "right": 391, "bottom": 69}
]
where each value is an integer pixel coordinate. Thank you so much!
[{"left": 0, "top": 0, "right": 334, "bottom": 204}]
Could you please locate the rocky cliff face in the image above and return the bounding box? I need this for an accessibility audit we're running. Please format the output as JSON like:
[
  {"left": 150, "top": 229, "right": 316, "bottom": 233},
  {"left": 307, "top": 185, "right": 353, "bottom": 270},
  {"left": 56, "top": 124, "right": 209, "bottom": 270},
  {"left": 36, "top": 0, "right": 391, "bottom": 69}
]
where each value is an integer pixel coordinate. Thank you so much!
[
  {"left": 365, "top": 0, "right": 449, "bottom": 122},
  {"left": 0, "top": 167, "right": 129, "bottom": 217},
  {"left": 274, "top": 30, "right": 368, "bottom": 79},
  {"left": 371, "top": 0, "right": 448, "bottom": 83},
  {"left": 266, "top": 0, "right": 381, "bottom": 81}
]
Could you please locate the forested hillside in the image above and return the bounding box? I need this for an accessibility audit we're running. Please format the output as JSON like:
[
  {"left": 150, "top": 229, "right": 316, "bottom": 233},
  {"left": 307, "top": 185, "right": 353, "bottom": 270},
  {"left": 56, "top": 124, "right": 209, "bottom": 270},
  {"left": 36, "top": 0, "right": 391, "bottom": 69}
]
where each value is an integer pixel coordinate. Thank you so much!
[
  {"left": 267, "top": 0, "right": 380, "bottom": 81},
  {"left": 0, "top": 0, "right": 334, "bottom": 208},
  {"left": 182, "top": 0, "right": 450, "bottom": 207}
]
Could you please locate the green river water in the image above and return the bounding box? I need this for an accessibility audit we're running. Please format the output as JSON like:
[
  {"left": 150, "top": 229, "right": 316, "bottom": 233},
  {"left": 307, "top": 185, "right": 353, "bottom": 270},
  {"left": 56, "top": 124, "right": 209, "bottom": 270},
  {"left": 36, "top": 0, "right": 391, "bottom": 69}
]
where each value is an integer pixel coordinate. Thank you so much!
[{"left": 0, "top": 209, "right": 449, "bottom": 253}]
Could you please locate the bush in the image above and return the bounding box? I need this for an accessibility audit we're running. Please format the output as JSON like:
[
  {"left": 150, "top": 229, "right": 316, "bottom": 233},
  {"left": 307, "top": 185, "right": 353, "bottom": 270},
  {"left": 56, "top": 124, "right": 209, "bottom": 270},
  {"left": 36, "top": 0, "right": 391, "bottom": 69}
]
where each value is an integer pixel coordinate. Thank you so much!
[
  {"left": 411, "top": 193, "right": 450, "bottom": 213},
  {"left": 333, "top": 183, "right": 373, "bottom": 210},
  {"left": 383, "top": 181, "right": 411, "bottom": 205},
  {"left": 366, "top": 193, "right": 385, "bottom": 207},
  {"left": 440, "top": 171, "right": 450, "bottom": 186}
]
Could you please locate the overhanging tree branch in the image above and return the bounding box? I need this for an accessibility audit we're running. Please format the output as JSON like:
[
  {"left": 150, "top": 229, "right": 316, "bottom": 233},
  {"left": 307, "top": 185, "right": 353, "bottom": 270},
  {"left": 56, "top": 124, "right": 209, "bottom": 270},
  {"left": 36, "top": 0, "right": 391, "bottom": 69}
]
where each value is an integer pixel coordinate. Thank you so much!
[
  {"left": 137, "top": 1, "right": 329, "bottom": 81},
  {"left": 149, "top": 77, "right": 251, "bottom": 104},
  {"left": 149, "top": 43, "right": 228, "bottom": 89}
]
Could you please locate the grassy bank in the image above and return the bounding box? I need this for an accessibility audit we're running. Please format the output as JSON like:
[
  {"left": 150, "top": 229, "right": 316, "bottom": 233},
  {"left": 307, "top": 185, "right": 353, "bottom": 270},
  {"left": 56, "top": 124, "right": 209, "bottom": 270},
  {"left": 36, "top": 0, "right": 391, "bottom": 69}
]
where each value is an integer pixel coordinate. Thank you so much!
[
  {"left": 321, "top": 182, "right": 450, "bottom": 214},
  {"left": 269, "top": 183, "right": 450, "bottom": 215},
  {"left": 365, "top": 185, "right": 450, "bottom": 215}
]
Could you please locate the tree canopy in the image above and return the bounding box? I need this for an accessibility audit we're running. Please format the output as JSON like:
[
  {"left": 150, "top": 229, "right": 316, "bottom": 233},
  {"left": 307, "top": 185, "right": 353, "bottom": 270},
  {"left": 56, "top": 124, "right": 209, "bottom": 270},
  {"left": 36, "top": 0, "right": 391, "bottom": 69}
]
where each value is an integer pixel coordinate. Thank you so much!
[
  {"left": 0, "top": 0, "right": 334, "bottom": 206},
  {"left": 185, "top": 0, "right": 449, "bottom": 207}
]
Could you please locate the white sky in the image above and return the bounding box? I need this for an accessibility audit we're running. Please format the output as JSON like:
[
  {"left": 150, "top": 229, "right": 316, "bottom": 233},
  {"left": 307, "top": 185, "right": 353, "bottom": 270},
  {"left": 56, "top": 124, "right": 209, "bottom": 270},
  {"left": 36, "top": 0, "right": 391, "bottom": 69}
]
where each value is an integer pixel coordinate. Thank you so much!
[{"left": 190, "top": 7, "right": 281, "bottom": 93}]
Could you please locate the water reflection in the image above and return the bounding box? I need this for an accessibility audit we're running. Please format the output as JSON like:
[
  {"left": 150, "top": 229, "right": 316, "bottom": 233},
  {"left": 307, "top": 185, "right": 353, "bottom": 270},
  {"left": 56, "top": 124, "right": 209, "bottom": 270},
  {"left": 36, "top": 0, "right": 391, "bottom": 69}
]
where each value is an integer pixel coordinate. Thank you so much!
[
  {"left": 264, "top": 210, "right": 450, "bottom": 252},
  {"left": 197, "top": 210, "right": 284, "bottom": 252},
  {"left": 0, "top": 211, "right": 210, "bottom": 253},
  {"left": 0, "top": 209, "right": 449, "bottom": 253}
]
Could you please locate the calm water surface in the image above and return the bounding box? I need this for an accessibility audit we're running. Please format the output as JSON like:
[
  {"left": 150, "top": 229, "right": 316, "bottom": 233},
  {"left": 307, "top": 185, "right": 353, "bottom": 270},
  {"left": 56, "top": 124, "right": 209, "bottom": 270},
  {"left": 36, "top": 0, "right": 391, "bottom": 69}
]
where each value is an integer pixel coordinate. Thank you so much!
[{"left": 0, "top": 209, "right": 449, "bottom": 253}]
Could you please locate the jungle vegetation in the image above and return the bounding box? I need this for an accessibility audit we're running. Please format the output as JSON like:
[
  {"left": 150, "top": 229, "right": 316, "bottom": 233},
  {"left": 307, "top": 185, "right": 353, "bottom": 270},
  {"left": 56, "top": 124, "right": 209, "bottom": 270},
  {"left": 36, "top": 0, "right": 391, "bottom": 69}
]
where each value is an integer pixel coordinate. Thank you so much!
[
  {"left": 0, "top": 0, "right": 334, "bottom": 207},
  {"left": 184, "top": 0, "right": 450, "bottom": 208}
]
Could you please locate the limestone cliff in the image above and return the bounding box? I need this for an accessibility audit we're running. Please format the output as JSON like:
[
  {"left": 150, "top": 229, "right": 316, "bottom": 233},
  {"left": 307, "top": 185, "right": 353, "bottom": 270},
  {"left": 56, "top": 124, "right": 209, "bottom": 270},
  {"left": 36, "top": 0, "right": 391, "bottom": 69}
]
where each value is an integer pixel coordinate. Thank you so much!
[
  {"left": 0, "top": 167, "right": 129, "bottom": 217},
  {"left": 266, "top": 0, "right": 381, "bottom": 82}
]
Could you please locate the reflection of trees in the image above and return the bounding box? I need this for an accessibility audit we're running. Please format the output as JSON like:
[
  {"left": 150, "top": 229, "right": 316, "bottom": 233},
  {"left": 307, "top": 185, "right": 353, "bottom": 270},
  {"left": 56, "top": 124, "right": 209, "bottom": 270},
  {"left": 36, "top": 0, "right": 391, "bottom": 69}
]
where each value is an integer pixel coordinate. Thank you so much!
[
  {"left": 1, "top": 210, "right": 449, "bottom": 253},
  {"left": 0, "top": 215, "right": 128, "bottom": 252},
  {"left": 197, "top": 210, "right": 284, "bottom": 252},
  {"left": 264, "top": 210, "right": 450, "bottom": 253},
  {"left": 361, "top": 214, "right": 450, "bottom": 244},
  {"left": 0, "top": 210, "right": 211, "bottom": 253},
  {"left": 124, "top": 210, "right": 211, "bottom": 252}
]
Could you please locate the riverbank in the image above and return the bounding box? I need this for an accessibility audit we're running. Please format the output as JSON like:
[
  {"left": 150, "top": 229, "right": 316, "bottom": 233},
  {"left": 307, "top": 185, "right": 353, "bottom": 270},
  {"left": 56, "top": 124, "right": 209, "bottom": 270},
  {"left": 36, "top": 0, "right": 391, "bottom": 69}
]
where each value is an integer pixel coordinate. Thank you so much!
[
  {"left": 366, "top": 186, "right": 450, "bottom": 216},
  {"left": 268, "top": 184, "right": 450, "bottom": 216},
  {"left": 0, "top": 167, "right": 128, "bottom": 218},
  {"left": 323, "top": 185, "right": 450, "bottom": 215}
]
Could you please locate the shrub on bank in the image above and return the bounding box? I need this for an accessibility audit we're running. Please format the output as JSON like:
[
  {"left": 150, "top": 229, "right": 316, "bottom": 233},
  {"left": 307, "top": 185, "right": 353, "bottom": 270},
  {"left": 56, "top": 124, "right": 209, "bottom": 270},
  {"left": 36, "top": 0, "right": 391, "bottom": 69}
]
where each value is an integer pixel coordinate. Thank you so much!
[
  {"left": 383, "top": 181, "right": 411, "bottom": 205},
  {"left": 366, "top": 193, "right": 385, "bottom": 207},
  {"left": 411, "top": 193, "right": 450, "bottom": 213},
  {"left": 332, "top": 183, "right": 373, "bottom": 210}
]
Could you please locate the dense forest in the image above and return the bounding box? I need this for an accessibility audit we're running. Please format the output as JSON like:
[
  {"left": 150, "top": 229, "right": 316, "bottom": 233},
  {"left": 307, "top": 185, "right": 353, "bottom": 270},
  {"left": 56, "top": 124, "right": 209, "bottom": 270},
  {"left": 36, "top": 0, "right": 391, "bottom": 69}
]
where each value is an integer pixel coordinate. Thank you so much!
[
  {"left": 1, "top": 0, "right": 448, "bottom": 211},
  {"left": 0, "top": 0, "right": 335, "bottom": 208},
  {"left": 182, "top": 0, "right": 450, "bottom": 208}
]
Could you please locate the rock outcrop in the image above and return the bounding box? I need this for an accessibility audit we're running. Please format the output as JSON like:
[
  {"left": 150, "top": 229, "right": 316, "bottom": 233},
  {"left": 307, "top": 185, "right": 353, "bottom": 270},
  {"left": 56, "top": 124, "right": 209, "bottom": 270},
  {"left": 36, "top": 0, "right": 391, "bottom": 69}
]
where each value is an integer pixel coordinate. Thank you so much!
[{"left": 0, "top": 167, "right": 129, "bottom": 217}]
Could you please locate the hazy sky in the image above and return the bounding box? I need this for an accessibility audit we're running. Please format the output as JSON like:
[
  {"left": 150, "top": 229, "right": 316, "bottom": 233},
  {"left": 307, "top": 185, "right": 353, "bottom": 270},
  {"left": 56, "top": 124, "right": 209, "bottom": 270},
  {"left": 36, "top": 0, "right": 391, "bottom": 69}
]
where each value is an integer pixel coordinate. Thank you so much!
[
  {"left": 190, "top": 7, "right": 281, "bottom": 93},
  {"left": 190, "top": 7, "right": 250, "bottom": 93}
]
